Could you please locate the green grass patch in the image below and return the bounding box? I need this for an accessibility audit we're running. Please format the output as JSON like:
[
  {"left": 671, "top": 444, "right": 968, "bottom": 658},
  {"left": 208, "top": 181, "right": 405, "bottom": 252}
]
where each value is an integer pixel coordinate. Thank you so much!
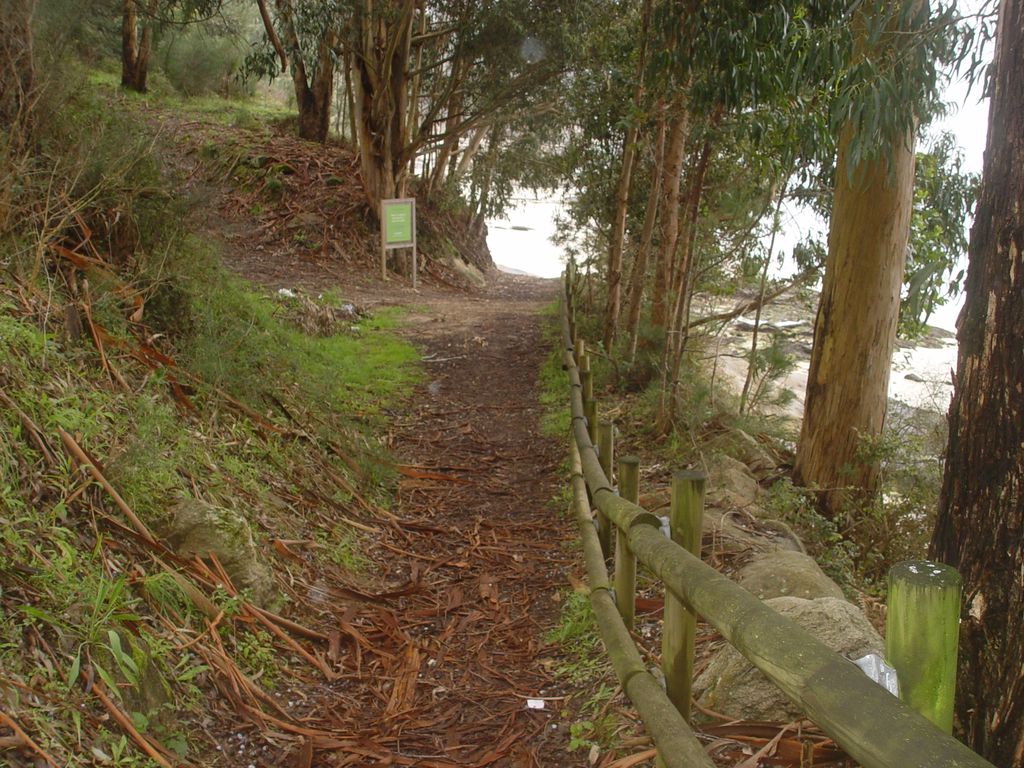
[
  {"left": 181, "top": 254, "right": 420, "bottom": 420},
  {"left": 538, "top": 301, "right": 571, "bottom": 438}
]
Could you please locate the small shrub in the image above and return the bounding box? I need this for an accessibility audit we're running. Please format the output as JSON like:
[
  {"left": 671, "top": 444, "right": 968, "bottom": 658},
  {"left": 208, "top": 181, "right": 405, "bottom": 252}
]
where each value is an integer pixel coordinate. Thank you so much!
[{"left": 160, "top": 28, "right": 253, "bottom": 98}]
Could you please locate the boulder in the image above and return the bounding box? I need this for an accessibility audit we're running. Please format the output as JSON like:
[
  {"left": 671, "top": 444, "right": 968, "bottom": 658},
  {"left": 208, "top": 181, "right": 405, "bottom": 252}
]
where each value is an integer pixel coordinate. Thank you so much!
[
  {"left": 705, "top": 453, "right": 760, "bottom": 508},
  {"left": 736, "top": 550, "right": 844, "bottom": 600},
  {"left": 694, "top": 596, "right": 883, "bottom": 722},
  {"left": 705, "top": 427, "right": 779, "bottom": 479},
  {"left": 165, "top": 499, "right": 277, "bottom": 608}
]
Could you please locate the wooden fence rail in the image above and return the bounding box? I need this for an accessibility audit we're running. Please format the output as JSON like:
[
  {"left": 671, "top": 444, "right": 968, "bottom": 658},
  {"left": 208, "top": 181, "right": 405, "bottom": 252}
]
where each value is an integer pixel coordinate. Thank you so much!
[{"left": 558, "top": 277, "right": 994, "bottom": 768}]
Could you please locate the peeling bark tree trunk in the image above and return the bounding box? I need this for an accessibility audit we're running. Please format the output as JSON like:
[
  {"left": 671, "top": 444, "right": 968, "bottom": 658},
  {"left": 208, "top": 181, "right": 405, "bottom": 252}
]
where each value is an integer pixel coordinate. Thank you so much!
[
  {"left": 793, "top": 116, "right": 915, "bottom": 516},
  {"left": 353, "top": 0, "right": 414, "bottom": 213},
  {"left": 660, "top": 128, "right": 715, "bottom": 430},
  {"left": 294, "top": 37, "right": 335, "bottom": 143},
  {"left": 0, "top": 0, "right": 35, "bottom": 137},
  {"left": 929, "top": 2, "right": 1024, "bottom": 763},
  {"left": 256, "top": 0, "right": 335, "bottom": 142},
  {"left": 121, "top": 0, "right": 159, "bottom": 92},
  {"left": 624, "top": 106, "right": 666, "bottom": 359},
  {"left": 602, "top": 0, "right": 652, "bottom": 352},
  {"left": 649, "top": 101, "right": 689, "bottom": 330}
]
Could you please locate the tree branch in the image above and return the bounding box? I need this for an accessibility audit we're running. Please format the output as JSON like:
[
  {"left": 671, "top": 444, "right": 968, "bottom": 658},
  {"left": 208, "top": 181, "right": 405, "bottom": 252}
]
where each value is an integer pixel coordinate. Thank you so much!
[{"left": 255, "top": 0, "right": 287, "bottom": 72}]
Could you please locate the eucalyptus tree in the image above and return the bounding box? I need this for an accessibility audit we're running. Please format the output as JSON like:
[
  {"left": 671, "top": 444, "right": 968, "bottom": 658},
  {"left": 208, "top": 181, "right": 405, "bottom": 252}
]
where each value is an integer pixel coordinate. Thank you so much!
[
  {"left": 649, "top": 1, "right": 840, "bottom": 429},
  {"left": 793, "top": 0, "right": 966, "bottom": 518},
  {"left": 602, "top": 0, "right": 652, "bottom": 351},
  {"left": 929, "top": 0, "right": 1023, "bottom": 761},
  {"left": 552, "top": 0, "right": 647, "bottom": 280},
  {"left": 120, "top": 0, "right": 224, "bottom": 92},
  {"left": 252, "top": 0, "right": 575, "bottom": 213},
  {"left": 250, "top": 0, "right": 341, "bottom": 141}
]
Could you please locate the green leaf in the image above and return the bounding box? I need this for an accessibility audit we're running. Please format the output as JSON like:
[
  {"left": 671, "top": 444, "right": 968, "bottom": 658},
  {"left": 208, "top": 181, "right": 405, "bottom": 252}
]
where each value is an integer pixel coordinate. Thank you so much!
[{"left": 67, "top": 647, "right": 82, "bottom": 688}]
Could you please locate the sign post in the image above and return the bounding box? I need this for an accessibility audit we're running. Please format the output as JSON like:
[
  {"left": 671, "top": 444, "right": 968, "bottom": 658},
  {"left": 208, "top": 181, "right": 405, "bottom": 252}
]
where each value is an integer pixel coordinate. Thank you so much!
[{"left": 380, "top": 198, "right": 417, "bottom": 288}]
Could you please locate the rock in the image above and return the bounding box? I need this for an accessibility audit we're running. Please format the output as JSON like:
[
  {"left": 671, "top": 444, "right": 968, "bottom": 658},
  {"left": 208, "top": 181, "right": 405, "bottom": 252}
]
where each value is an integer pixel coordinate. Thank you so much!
[
  {"left": 706, "top": 453, "right": 760, "bottom": 508},
  {"left": 736, "top": 551, "right": 844, "bottom": 600},
  {"left": 694, "top": 596, "right": 883, "bottom": 721},
  {"left": 705, "top": 428, "right": 778, "bottom": 479},
  {"left": 904, "top": 372, "right": 926, "bottom": 383},
  {"left": 756, "top": 519, "right": 806, "bottom": 554},
  {"left": 448, "top": 255, "right": 487, "bottom": 287},
  {"left": 165, "top": 499, "right": 277, "bottom": 608}
]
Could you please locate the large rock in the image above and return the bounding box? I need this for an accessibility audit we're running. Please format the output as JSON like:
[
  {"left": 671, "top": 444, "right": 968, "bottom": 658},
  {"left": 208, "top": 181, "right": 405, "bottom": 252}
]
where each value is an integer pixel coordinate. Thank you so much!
[
  {"left": 694, "top": 596, "right": 883, "bottom": 721},
  {"left": 736, "top": 551, "right": 844, "bottom": 600},
  {"left": 705, "top": 427, "right": 779, "bottom": 479},
  {"left": 706, "top": 453, "right": 760, "bottom": 508},
  {"left": 165, "top": 499, "right": 277, "bottom": 608}
]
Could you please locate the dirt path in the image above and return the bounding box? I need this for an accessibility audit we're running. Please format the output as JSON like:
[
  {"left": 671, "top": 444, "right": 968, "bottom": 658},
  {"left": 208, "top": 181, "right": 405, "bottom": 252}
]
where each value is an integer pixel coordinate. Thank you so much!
[
  {"left": 167, "top": 107, "right": 582, "bottom": 763},
  {"left": 372, "top": 274, "right": 575, "bottom": 765},
  {"left": 270, "top": 271, "right": 579, "bottom": 766}
]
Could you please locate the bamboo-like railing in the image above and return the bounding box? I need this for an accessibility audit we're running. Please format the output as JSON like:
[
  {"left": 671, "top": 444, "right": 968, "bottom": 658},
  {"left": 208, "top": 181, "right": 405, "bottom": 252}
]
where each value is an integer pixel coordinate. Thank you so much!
[{"left": 558, "top": 275, "right": 994, "bottom": 768}]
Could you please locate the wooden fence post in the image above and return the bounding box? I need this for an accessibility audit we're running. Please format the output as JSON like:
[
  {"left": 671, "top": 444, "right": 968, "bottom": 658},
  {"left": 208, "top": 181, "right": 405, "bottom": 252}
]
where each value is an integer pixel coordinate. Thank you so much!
[
  {"left": 615, "top": 456, "right": 640, "bottom": 629},
  {"left": 886, "top": 561, "right": 961, "bottom": 733},
  {"left": 663, "top": 470, "right": 705, "bottom": 722},
  {"left": 583, "top": 400, "right": 598, "bottom": 446},
  {"left": 581, "top": 369, "right": 594, "bottom": 407},
  {"left": 579, "top": 352, "right": 594, "bottom": 407},
  {"left": 596, "top": 421, "right": 614, "bottom": 559}
]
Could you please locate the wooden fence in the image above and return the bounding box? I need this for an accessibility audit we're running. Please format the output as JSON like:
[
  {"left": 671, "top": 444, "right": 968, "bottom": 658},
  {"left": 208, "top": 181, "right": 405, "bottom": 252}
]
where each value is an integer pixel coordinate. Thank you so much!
[{"left": 558, "top": 276, "right": 994, "bottom": 768}]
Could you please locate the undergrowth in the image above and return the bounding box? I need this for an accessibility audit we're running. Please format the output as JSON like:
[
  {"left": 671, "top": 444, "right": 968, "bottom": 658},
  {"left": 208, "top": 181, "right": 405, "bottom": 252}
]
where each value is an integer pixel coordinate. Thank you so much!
[{"left": 0, "top": 55, "right": 418, "bottom": 766}]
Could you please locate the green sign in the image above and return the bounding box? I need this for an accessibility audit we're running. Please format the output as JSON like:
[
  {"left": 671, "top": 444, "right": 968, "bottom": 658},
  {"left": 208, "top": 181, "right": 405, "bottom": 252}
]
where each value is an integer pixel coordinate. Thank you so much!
[{"left": 382, "top": 198, "right": 415, "bottom": 247}]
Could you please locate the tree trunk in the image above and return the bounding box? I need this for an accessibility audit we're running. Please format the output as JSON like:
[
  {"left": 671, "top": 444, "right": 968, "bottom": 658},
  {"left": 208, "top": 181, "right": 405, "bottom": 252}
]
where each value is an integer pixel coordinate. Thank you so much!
[
  {"left": 659, "top": 130, "right": 714, "bottom": 430},
  {"left": 121, "top": 0, "right": 159, "bottom": 93},
  {"left": 121, "top": 0, "right": 138, "bottom": 88},
  {"left": 929, "top": 1, "right": 1024, "bottom": 763},
  {"left": 793, "top": 116, "right": 915, "bottom": 517},
  {"left": 602, "top": 0, "right": 652, "bottom": 351},
  {"left": 265, "top": 0, "right": 335, "bottom": 143},
  {"left": 452, "top": 123, "right": 488, "bottom": 180},
  {"left": 625, "top": 105, "right": 666, "bottom": 359},
  {"left": 0, "top": 0, "right": 35, "bottom": 137},
  {"left": 424, "top": 61, "right": 466, "bottom": 197},
  {"left": 295, "top": 36, "right": 334, "bottom": 143},
  {"left": 354, "top": 0, "right": 414, "bottom": 213},
  {"left": 649, "top": 99, "right": 689, "bottom": 329},
  {"left": 471, "top": 123, "right": 503, "bottom": 237}
]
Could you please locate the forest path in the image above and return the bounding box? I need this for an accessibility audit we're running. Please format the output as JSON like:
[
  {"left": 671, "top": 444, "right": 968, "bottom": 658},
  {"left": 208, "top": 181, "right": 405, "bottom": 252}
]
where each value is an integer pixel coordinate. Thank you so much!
[
  {"left": 164, "top": 99, "right": 581, "bottom": 764},
  {"left": 237, "top": 264, "right": 578, "bottom": 765},
  {"left": 363, "top": 273, "right": 575, "bottom": 766}
]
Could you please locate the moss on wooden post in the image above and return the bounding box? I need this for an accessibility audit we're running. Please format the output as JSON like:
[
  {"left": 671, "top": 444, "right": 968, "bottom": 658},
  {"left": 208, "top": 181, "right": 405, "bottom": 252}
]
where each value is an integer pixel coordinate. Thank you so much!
[
  {"left": 596, "top": 421, "right": 615, "bottom": 559},
  {"left": 662, "top": 470, "right": 705, "bottom": 721},
  {"left": 581, "top": 369, "right": 594, "bottom": 407},
  {"left": 580, "top": 349, "right": 594, "bottom": 406},
  {"left": 615, "top": 456, "right": 640, "bottom": 629},
  {"left": 886, "top": 561, "right": 961, "bottom": 733},
  {"left": 583, "top": 400, "right": 598, "bottom": 445}
]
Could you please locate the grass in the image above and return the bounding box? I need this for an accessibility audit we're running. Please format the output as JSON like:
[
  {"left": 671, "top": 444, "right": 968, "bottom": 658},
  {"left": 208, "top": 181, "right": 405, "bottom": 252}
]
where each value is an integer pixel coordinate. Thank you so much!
[
  {"left": 179, "top": 247, "right": 420, "bottom": 420},
  {"left": 0, "top": 60, "right": 421, "bottom": 765},
  {"left": 85, "top": 65, "right": 294, "bottom": 129}
]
